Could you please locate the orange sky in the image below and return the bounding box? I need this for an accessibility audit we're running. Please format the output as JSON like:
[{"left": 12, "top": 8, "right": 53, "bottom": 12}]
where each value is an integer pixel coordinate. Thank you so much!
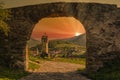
[{"left": 31, "top": 17, "right": 85, "bottom": 40}]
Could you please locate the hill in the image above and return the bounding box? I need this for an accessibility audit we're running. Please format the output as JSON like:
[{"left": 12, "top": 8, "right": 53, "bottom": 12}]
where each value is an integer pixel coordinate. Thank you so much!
[
  {"left": 64, "top": 34, "right": 86, "bottom": 46},
  {"left": 28, "top": 38, "right": 40, "bottom": 48},
  {"left": 28, "top": 34, "right": 86, "bottom": 48}
]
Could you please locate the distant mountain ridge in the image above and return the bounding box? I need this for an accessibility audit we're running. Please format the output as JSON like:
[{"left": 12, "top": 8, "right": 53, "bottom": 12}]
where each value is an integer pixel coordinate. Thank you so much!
[
  {"left": 50, "top": 34, "right": 86, "bottom": 46},
  {"left": 28, "top": 34, "right": 86, "bottom": 48},
  {"left": 66, "top": 34, "right": 86, "bottom": 46},
  {"left": 28, "top": 38, "right": 40, "bottom": 48}
]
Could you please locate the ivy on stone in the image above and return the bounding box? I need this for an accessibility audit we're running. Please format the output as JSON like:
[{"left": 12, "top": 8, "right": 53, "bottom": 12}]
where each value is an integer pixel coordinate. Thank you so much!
[{"left": 0, "top": 2, "right": 10, "bottom": 35}]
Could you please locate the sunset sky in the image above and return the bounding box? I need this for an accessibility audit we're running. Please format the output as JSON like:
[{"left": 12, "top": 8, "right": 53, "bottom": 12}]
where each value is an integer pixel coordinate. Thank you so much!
[{"left": 31, "top": 17, "right": 85, "bottom": 40}]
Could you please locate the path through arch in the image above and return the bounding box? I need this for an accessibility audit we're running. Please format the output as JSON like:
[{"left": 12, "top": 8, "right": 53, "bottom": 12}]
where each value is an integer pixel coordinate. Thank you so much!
[{"left": 20, "top": 61, "right": 90, "bottom": 80}]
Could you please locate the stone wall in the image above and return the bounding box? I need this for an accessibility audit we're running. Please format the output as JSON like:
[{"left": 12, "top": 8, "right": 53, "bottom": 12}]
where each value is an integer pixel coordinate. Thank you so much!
[{"left": 0, "top": 2, "right": 120, "bottom": 72}]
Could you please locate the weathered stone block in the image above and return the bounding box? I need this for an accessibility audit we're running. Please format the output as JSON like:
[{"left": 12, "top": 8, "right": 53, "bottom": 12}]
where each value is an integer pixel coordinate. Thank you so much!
[{"left": 0, "top": 2, "right": 119, "bottom": 72}]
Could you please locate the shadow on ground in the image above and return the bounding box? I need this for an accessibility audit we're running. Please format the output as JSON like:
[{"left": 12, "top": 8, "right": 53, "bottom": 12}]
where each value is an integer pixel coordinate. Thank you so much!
[{"left": 20, "top": 71, "right": 90, "bottom": 80}]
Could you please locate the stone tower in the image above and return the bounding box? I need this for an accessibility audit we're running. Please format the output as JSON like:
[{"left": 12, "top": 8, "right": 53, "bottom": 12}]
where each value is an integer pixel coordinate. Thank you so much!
[{"left": 41, "top": 33, "right": 49, "bottom": 58}]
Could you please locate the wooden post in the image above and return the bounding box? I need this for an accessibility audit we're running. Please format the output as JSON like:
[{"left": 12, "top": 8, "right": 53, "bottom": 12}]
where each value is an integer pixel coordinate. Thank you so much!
[{"left": 25, "top": 43, "right": 29, "bottom": 71}]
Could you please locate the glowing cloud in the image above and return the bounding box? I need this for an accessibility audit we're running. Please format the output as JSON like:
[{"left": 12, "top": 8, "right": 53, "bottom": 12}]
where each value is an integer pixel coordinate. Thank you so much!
[
  {"left": 31, "top": 17, "right": 86, "bottom": 40},
  {"left": 75, "top": 32, "right": 82, "bottom": 36}
]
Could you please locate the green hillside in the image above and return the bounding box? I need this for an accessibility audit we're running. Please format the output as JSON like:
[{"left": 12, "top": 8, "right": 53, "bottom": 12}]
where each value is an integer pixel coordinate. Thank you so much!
[
  {"left": 28, "top": 34, "right": 86, "bottom": 50},
  {"left": 65, "top": 34, "right": 86, "bottom": 46},
  {"left": 28, "top": 38, "right": 40, "bottom": 48}
]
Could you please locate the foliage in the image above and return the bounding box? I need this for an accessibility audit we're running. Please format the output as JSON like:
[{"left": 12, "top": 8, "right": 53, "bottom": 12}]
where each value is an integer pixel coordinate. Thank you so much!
[
  {"left": 49, "top": 39, "right": 85, "bottom": 55},
  {"left": 49, "top": 40, "right": 74, "bottom": 48},
  {"left": 0, "top": 66, "right": 30, "bottom": 80},
  {"left": 28, "top": 62, "right": 40, "bottom": 71},
  {"left": 29, "top": 55, "right": 40, "bottom": 62},
  {"left": 29, "top": 55, "right": 52, "bottom": 62},
  {"left": 29, "top": 54, "right": 86, "bottom": 65},
  {"left": 0, "top": 2, "right": 11, "bottom": 35}
]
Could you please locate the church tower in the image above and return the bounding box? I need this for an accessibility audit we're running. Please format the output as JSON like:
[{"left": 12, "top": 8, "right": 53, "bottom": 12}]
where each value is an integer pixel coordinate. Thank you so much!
[{"left": 41, "top": 33, "right": 49, "bottom": 58}]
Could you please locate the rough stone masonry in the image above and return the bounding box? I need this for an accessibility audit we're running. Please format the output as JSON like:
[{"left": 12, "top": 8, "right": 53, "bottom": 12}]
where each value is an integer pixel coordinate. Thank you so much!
[{"left": 0, "top": 2, "right": 120, "bottom": 72}]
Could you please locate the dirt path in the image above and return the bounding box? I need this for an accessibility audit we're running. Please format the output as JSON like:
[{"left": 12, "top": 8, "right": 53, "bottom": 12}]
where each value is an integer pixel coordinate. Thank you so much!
[{"left": 20, "top": 61, "right": 90, "bottom": 80}]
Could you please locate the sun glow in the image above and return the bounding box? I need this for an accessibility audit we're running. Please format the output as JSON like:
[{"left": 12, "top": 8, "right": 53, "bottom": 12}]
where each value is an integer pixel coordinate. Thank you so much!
[
  {"left": 75, "top": 32, "right": 81, "bottom": 36},
  {"left": 31, "top": 17, "right": 86, "bottom": 40}
]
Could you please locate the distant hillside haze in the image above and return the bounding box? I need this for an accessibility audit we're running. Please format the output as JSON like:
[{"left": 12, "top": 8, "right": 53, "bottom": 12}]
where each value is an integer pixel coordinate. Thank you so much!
[
  {"left": 28, "top": 33, "right": 86, "bottom": 49},
  {"left": 28, "top": 38, "right": 40, "bottom": 48},
  {"left": 66, "top": 34, "right": 86, "bottom": 46}
]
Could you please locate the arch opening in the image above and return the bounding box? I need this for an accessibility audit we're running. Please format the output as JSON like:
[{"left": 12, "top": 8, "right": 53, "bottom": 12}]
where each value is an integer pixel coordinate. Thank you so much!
[
  {"left": 1, "top": 2, "right": 118, "bottom": 73},
  {"left": 26, "top": 16, "right": 87, "bottom": 71}
]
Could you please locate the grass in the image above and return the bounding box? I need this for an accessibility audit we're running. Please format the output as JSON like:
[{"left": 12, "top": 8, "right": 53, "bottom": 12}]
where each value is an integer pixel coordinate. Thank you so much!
[
  {"left": 29, "top": 52, "right": 86, "bottom": 65},
  {"left": 0, "top": 66, "right": 30, "bottom": 80},
  {"left": 53, "top": 57, "right": 86, "bottom": 65},
  {"left": 29, "top": 53, "right": 86, "bottom": 73},
  {"left": 28, "top": 62, "right": 40, "bottom": 71},
  {"left": 29, "top": 55, "right": 52, "bottom": 62},
  {"left": 29, "top": 54, "right": 86, "bottom": 65},
  {"left": 28, "top": 55, "right": 41, "bottom": 71},
  {"left": 29, "top": 55, "right": 41, "bottom": 62}
]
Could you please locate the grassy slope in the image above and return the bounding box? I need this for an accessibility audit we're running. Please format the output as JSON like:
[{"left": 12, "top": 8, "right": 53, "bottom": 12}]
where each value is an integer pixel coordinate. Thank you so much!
[
  {"left": 28, "top": 62, "right": 40, "bottom": 71},
  {"left": 29, "top": 55, "right": 86, "bottom": 64}
]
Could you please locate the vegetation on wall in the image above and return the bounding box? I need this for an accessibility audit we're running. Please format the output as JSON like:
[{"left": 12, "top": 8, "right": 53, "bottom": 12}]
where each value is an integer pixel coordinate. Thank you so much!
[{"left": 0, "top": 2, "right": 11, "bottom": 35}]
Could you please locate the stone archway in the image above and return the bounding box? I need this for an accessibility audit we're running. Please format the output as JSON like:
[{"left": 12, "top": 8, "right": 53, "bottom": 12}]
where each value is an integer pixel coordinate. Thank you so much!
[{"left": 1, "top": 2, "right": 120, "bottom": 72}]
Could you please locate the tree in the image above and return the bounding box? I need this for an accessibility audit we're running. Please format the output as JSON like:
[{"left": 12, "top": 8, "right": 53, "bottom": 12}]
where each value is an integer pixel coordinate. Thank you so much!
[{"left": 0, "top": 2, "right": 10, "bottom": 35}]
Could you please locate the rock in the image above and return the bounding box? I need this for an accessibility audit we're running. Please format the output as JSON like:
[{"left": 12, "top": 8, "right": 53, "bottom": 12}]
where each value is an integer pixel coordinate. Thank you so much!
[{"left": 0, "top": 2, "right": 119, "bottom": 72}]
